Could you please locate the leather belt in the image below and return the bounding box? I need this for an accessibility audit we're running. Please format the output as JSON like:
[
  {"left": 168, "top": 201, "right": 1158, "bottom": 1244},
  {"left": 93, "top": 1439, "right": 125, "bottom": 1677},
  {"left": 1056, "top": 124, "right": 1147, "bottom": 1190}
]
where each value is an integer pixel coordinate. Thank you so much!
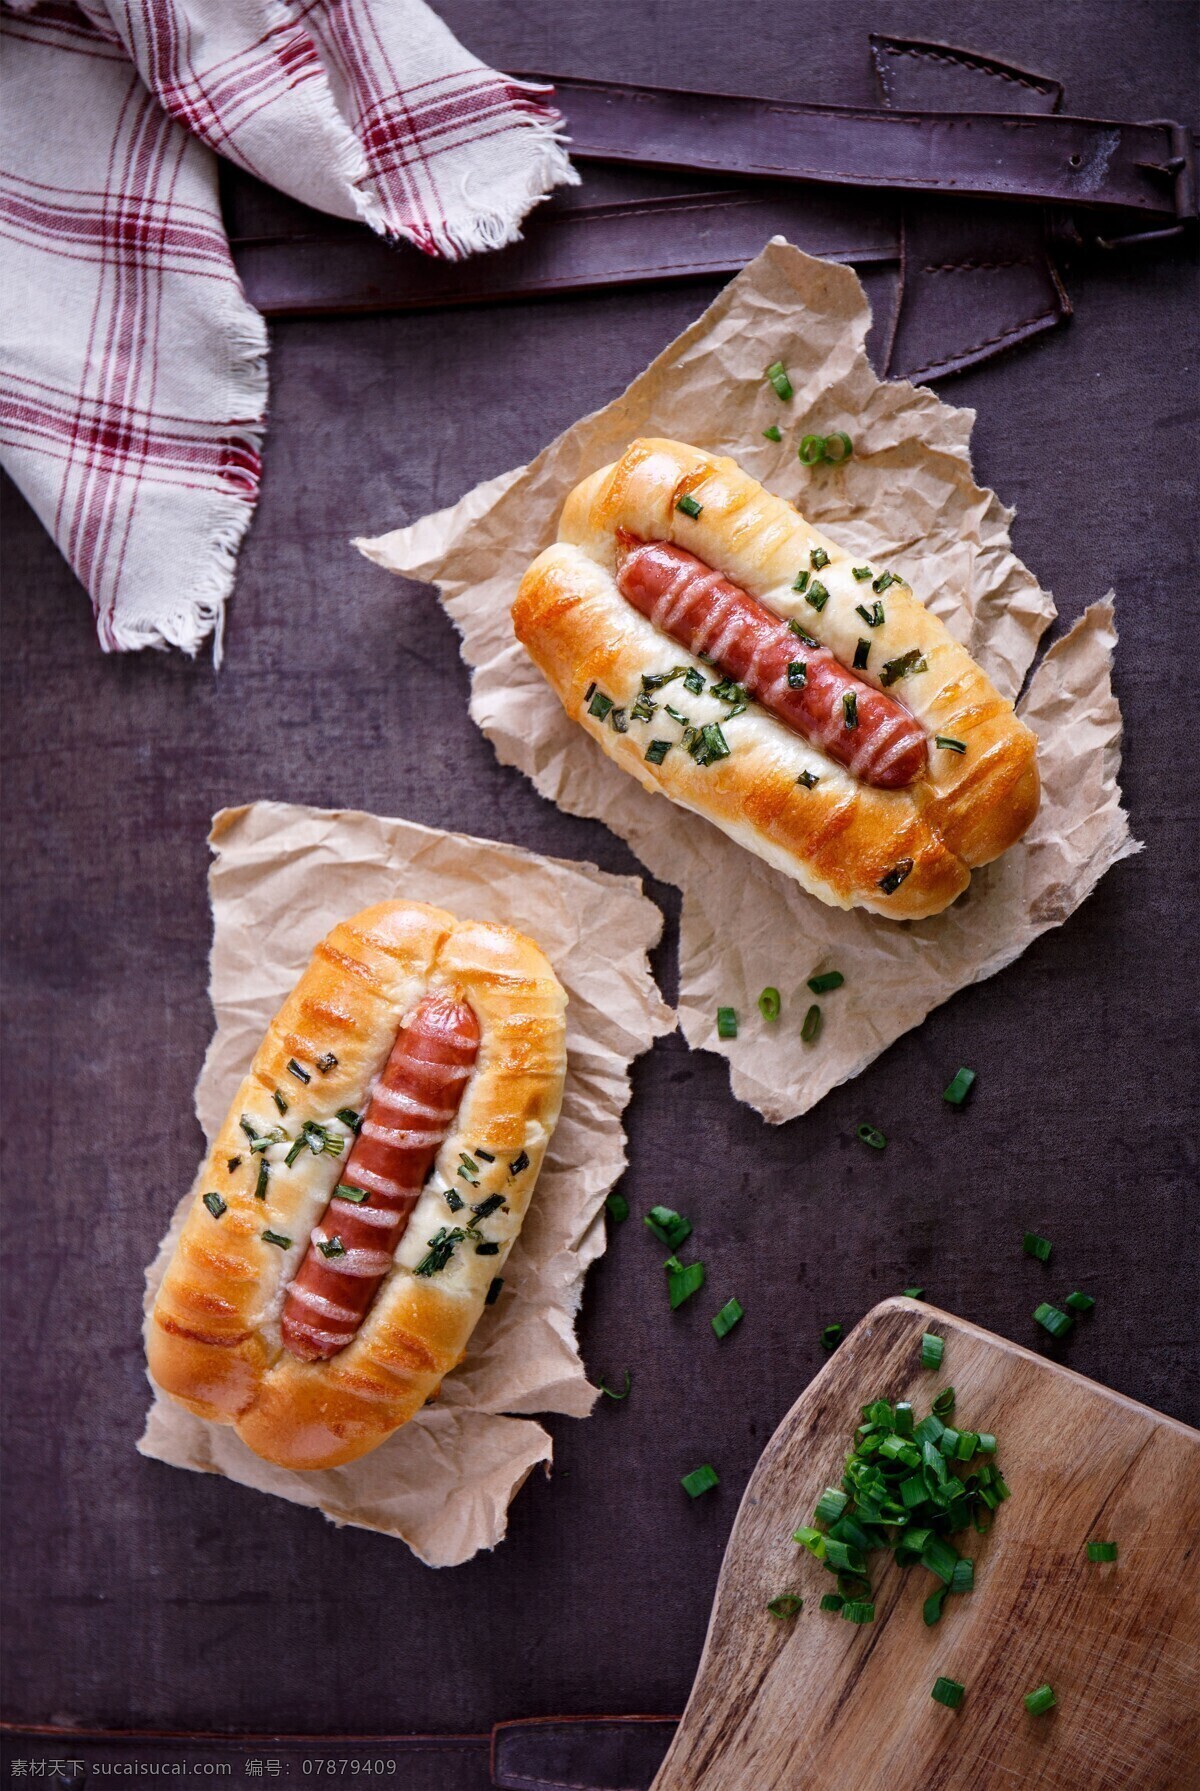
[{"left": 529, "top": 72, "right": 1196, "bottom": 230}]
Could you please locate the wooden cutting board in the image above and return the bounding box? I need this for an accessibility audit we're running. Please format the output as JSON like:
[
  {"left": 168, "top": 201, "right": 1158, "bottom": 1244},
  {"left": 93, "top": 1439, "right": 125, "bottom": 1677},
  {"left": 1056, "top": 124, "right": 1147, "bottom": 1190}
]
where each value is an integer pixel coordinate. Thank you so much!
[{"left": 652, "top": 1298, "right": 1200, "bottom": 1791}]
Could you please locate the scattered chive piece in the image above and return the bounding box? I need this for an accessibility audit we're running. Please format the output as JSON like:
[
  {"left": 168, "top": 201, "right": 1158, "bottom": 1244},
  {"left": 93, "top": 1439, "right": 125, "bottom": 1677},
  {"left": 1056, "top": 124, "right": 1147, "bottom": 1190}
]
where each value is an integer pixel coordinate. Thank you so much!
[
  {"left": 717, "top": 1006, "right": 738, "bottom": 1040},
  {"left": 683, "top": 666, "right": 705, "bottom": 696},
  {"left": 588, "top": 689, "right": 613, "bottom": 721},
  {"left": 793, "top": 1524, "right": 826, "bottom": 1557},
  {"left": 758, "top": 986, "right": 782, "bottom": 1022},
  {"left": 316, "top": 1051, "right": 337, "bottom": 1074},
  {"left": 667, "top": 1258, "right": 706, "bottom": 1309},
  {"left": 509, "top": 1149, "right": 530, "bottom": 1176},
  {"left": 766, "top": 1592, "right": 803, "bottom": 1618},
  {"left": 820, "top": 1323, "right": 843, "bottom": 1351},
  {"left": 766, "top": 360, "right": 794, "bottom": 401},
  {"left": 605, "top": 1191, "right": 629, "bottom": 1222},
  {"left": 798, "top": 434, "right": 826, "bottom": 466},
  {"left": 932, "top": 1386, "right": 956, "bottom": 1416},
  {"left": 806, "top": 578, "right": 829, "bottom": 611},
  {"left": 903, "top": 1287, "right": 924, "bottom": 1299},
  {"left": 254, "top": 1158, "right": 269, "bottom": 1201},
  {"left": 853, "top": 638, "right": 871, "bottom": 670},
  {"left": 824, "top": 431, "right": 853, "bottom": 464},
  {"left": 788, "top": 619, "right": 820, "bottom": 646},
  {"left": 645, "top": 738, "right": 671, "bottom": 764},
  {"left": 873, "top": 571, "right": 900, "bottom": 593},
  {"left": 935, "top": 735, "right": 967, "bottom": 754},
  {"left": 681, "top": 1464, "right": 719, "bottom": 1498},
  {"left": 1024, "top": 1684, "right": 1056, "bottom": 1716},
  {"left": 1065, "top": 1291, "right": 1096, "bottom": 1313},
  {"left": 1034, "top": 1302, "right": 1074, "bottom": 1339},
  {"left": 335, "top": 1107, "right": 362, "bottom": 1132},
  {"left": 843, "top": 691, "right": 859, "bottom": 729},
  {"left": 1023, "top": 1232, "right": 1053, "bottom": 1263},
  {"left": 261, "top": 1229, "right": 291, "bottom": 1249},
  {"left": 840, "top": 1601, "right": 875, "bottom": 1624},
  {"left": 675, "top": 492, "right": 703, "bottom": 518},
  {"left": 943, "top": 1067, "right": 976, "bottom": 1105},
  {"left": 226, "top": 1156, "right": 242, "bottom": 1172},
  {"left": 820, "top": 1593, "right": 844, "bottom": 1612},
  {"left": 856, "top": 599, "right": 886, "bottom": 627},
  {"left": 792, "top": 569, "right": 810, "bottom": 594},
  {"left": 856, "top": 1123, "right": 886, "bottom": 1151},
  {"left": 950, "top": 1558, "right": 974, "bottom": 1595},
  {"left": 445, "top": 1189, "right": 464, "bottom": 1212},
  {"left": 644, "top": 1206, "right": 692, "bottom": 1249},
  {"left": 801, "top": 1003, "right": 822, "bottom": 1043},
  {"left": 921, "top": 1333, "right": 945, "bottom": 1369},
  {"left": 797, "top": 769, "right": 820, "bottom": 790},
  {"left": 284, "top": 1137, "right": 306, "bottom": 1168},
  {"left": 474, "top": 1240, "right": 500, "bottom": 1256},
  {"left": 787, "top": 659, "right": 808, "bottom": 689},
  {"left": 877, "top": 859, "right": 913, "bottom": 895},
  {"left": 880, "top": 648, "right": 927, "bottom": 686},
  {"left": 317, "top": 1236, "right": 345, "bottom": 1259},
  {"left": 923, "top": 1586, "right": 948, "bottom": 1626},
  {"left": 807, "top": 970, "right": 844, "bottom": 994},
  {"left": 485, "top": 1276, "right": 504, "bottom": 1305},
  {"left": 712, "top": 1298, "right": 744, "bottom": 1339},
  {"left": 852, "top": 567, "right": 873, "bottom": 581},
  {"left": 814, "top": 1487, "right": 849, "bottom": 1524},
  {"left": 202, "top": 1191, "right": 226, "bottom": 1220},
  {"left": 272, "top": 1088, "right": 288, "bottom": 1115},
  {"left": 1087, "top": 1540, "right": 1118, "bottom": 1562},
  {"left": 600, "top": 1370, "right": 632, "bottom": 1401},
  {"left": 286, "top": 1058, "right": 310, "bottom": 1084},
  {"left": 810, "top": 546, "right": 830, "bottom": 571},
  {"left": 932, "top": 1677, "right": 965, "bottom": 1709},
  {"left": 894, "top": 1401, "right": 914, "bottom": 1435},
  {"left": 763, "top": 423, "right": 783, "bottom": 442},
  {"left": 333, "top": 1182, "right": 369, "bottom": 1204}
]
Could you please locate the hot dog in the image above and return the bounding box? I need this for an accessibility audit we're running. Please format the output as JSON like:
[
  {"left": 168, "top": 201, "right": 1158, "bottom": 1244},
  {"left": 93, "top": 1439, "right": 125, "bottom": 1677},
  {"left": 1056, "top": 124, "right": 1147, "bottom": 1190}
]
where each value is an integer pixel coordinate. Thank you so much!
[
  {"left": 513, "top": 439, "right": 1039, "bottom": 920},
  {"left": 147, "top": 902, "right": 567, "bottom": 1471},
  {"left": 281, "top": 993, "right": 481, "bottom": 1362},
  {"left": 615, "top": 533, "right": 928, "bottom": 790}
]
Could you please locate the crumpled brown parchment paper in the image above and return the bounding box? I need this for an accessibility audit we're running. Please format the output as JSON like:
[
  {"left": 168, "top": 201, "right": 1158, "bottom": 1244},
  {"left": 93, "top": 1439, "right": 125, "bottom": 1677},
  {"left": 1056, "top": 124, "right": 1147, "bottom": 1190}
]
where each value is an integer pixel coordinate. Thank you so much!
[
  {"left": 358, "top": 240, "right": 1140, "bottom": 1123},
  {"left": 139, "top": 801, "right": 673, "bottom": 1566}
]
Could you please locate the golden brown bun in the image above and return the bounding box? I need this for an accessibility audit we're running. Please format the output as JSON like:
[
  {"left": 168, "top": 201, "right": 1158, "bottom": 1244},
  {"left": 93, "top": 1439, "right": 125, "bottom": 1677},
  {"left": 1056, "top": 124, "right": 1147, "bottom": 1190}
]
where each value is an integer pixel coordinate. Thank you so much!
[
  {"left": 147, "top": 902, "right": 567, "bottom": 1470},
  {"left": 513, "top": 439, "right": 1039, "bottom": 919}
]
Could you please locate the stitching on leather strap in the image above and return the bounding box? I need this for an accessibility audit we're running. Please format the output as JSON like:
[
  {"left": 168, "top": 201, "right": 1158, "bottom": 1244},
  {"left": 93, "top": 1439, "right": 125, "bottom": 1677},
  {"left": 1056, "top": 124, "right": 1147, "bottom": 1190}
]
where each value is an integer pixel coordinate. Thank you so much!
[
  {"left": 880, "top": 42, "right": 1058, "bottom": 97},
  {"left": 901, "top": 305, "right": 1060, "bottom": 380},
  {"left": 920, "top": 258, "right": 1041, "bottom": 275}
]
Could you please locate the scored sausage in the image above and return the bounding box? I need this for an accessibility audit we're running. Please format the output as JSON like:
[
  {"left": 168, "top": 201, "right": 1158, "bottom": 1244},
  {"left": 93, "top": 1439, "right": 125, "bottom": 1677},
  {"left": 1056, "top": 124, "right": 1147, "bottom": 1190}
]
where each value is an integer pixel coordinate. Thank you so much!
[
  {"left": 615, "top": 534, "right": 928, "bottom": 789},
  {"left": 281, "top": 991, "right": 480, "bottom": 1362}
]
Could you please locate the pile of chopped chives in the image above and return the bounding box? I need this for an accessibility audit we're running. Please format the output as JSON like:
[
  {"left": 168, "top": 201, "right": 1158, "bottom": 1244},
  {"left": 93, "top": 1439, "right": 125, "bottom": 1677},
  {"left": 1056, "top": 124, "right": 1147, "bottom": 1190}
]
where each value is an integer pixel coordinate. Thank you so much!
[{"left": 793, "top": 1386, "right": 1008, "bottom": 1625}]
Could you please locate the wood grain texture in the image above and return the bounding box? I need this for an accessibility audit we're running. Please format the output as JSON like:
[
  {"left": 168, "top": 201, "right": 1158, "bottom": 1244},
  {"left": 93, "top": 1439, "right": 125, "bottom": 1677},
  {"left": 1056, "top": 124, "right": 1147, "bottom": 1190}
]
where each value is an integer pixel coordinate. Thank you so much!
[{"left": 654, "top": 1299, "right": 1200, "bottom": 1791}]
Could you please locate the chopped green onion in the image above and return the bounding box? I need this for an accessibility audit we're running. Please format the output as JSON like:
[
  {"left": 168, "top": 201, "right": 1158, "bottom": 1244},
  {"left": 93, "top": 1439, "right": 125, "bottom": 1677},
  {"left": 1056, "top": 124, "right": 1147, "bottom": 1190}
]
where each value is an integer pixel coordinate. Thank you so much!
[
  {"left": 758, "top": 986, "right": 781, "bottom": 1022},
  {"left": 766, "top": 360, "right": 794, "bottom": 401},
  {"left": 856, "top": 1123, "right": 886, "bottom": 1151},
  {"left": 903, "top": 1287, "right": 924, "bottom": 1299},
  {"left": 877, "top": 859, "right": 914, "bottom": 895},
  {"left": 261, "top": 1229, "right": 292, "bottom": 1250},
  {"left": 843, "top": 691, "right": 859, "bottom": 729},
  {"left": 254, "top": 1158, "right": 269, "bottom": 1201},
  {"left": 415, "top": 1226, "right": 464, "bottom": 1276},
  {"left": 840, "top": 1601, "right": 874, "bottom": 1624},
  {"left": 675, "top": 493, "right": 703, "bottom": 519},
  {"left": 797, "top": 770, "right": 820, "bottom": 790},
  {"left": 717, "top": 1006, "right": 738, "bottom": 1040},
  {"left": 606, "top": 1192, "right": 629, "bottom": 1222},
  {"left": 286, "top": 1058, "right": 310, "bottom": 1084},
  {"left": 798, "top": 434, "right": 826, "bottom": 466},
  {"left": 609, "top": 706, "right": 629, "bottom": 733},
  {"left": 335, "top": 1107, "right": 362, "bottom": 1132},
  {"left": 766, "top": 1592, "right": 803, "bottom": 1618},
  {"left": 1065, "top": 1291, "right": 1095, "bottom": 1313},
  {"left": 284, "top": 1137, "right": 306, "bottom": 1167},
  {"left": 943, "top": 1067, "right": 976, "bottom": 1105},
  {"left": 712, "top": 1298, "right": 744, "bottom": 1339},
  {"left": 485, "top": 1276, "right": 504, "bottom": 1305},
  {"left": 950, "top": 1558, "right": 974, "bottom": 1594},
  {"left": 333, "top": 1182, "right": 368, "bottom": 1203},
  {"left": 801, "top": 1003, "right": 822, "bottom": 1043},
  {"left": 806, "top": 579, "right": 829, "bottom": 611},
  {"left": 786, "top": 659, "right": 807, "bottom": 689},
  {"left": 810, "top": 547, "right": 830, "bottom": 571},
  {"left": 814, "top": 1487, "right": 849, "bottom": 1524},
  {"left": 667, "top": 1259, "right": 706, "bottom": 1309},
  {"left": 873, "top": 571, "right": 900, "bottom": 593},
  {"left": 788, "top": 620, "right": 820, "bottom": 647},
  {"left": 820, "top": 1593, "right": 844, "bottom": 1612},
  {"left": 316, "top": 1052, "right": 337, "bottom": 1074},
  {"left": 792, "top": 569, "right": 810, "bottom": 594},
  {"left": 445, "top": 1189, "right": 465, "bottom": 1212},
  {"left": 853, "top": 638, "right": 871, "bottom": 670},
  {"left": 923, "top": 1586, "right": 948, "bottom": 1626},
  {"left": 1087, "top": 1540, "right": 1118, "bottom": 1562},
  {"left": 645, "top": 738, "right": 671, "bottom": 765},
  {"left": 807, "top": 970, "right": 844, "bottom": 994},
  {"left": 472, "top": 1192, "right": 504, "bottom": 1220},
  {"left": 922, "top": 1535, "right": 959, "bottom": 1585},
  {"left": 935, "top": 735, "right": 967, "bottom": 754},
  {"left": 1034, "top": 1302, "right": 1074, "bottom": 1339},
  {"left": 475, "top": 1147, "right": 495, "bottom": 1163},
  {"left": 793, "top": 1525, "right": 826, "bottom": 1558},
  {"left": 272, "top": 1088, "right": 288, "bottom": 1115},
  {"left": 820, "top": 1323, "right": 843, "bottom": 1351},
  {"left": 644, "top": 1206, "right": 692, "bottom": 1249},
  {"left": 600, "top": 1370, "right": 632, "bottom": 1401},
  {"left": 1024, "top": 1684, "right": 1056, "bottom": 1716},
  {"left": 681, "top": 1464, "right": 719, "bottom": 1498},
  {"left": 976, "top": 1433, "right": 996, "bottom": 1453},
  {"left": 318, "top": 1236, "right": 345, "bottom": 1259},
  {"left": 1023, "top": 1232, "right": 1053, "bottom": 1263},
  {"left": 921, "top": 1333, "right": 945, "bottom": 1369},
  {"left": 202, "top": 1191, "right": 226, "bottom": 1220},
  {"left": 932, "top": 1677, "right": 965, "bottom": 1709},
  {"left": 856, "top": 599, "right": 886, "bottom": 627},
  {"left": 894, "top": 1401, "right": 914, "bottom": 1436},
  {"left": 509, "top": 1149, "right": 530, "bottom": 1176},
  {"left": 824, "top": 432, "right": 853, "bottom": 464},
  {"left": 762, "top": 423, "right": 783, "bottom": 442},
  {"left": 226, "top": 1156, "right": 242, "bottom": 1172},
  {"left": 683, "top": 666, "right": 705, "bottom": 695},
  {"left": 474, "top": 1240, "right": 500, "bottom": 1256},
  {"left": 588, "top": 689, "right": 613, "bottom": 720},
  {"left": 932, "top": 1387, "right": 956, "bottom": 1416},
  {"left": 880, "top": 648, "right": 927, "bottom": 686},
  {"left": 852, "top": 567, "right": 873, "bottom": 581}
]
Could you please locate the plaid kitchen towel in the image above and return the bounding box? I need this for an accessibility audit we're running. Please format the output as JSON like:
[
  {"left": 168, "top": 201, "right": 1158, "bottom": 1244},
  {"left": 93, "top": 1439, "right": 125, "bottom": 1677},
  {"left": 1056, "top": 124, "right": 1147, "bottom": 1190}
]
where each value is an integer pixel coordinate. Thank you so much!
[{"left": 0, "top": 1, "right": 576, "bottom": 656}]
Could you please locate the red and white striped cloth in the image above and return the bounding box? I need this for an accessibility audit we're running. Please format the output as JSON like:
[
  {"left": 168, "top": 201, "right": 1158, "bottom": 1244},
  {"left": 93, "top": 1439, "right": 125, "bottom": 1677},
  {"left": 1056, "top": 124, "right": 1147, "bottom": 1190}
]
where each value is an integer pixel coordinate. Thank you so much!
[{"left": 1, "top": 1, "right": 576, "bottom": 655}]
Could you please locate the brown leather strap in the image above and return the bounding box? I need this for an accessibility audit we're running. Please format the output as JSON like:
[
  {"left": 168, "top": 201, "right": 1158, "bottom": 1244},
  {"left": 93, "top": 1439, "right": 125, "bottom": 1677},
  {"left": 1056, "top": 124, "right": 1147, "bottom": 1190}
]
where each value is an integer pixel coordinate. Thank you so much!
[
  {"left": 532, "top": 72, "right": 1195, "bottom": 223},
  {"left": 491, "top": 1716, "right": 678, "bottom": 1791}
]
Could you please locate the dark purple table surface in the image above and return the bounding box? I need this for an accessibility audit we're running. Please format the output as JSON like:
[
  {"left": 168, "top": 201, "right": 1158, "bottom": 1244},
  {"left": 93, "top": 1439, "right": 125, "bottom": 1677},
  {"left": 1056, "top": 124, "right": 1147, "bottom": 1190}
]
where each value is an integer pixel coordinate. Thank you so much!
[{"left": 3, "top": 0, "right": 1198, "bottom": 1754}]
